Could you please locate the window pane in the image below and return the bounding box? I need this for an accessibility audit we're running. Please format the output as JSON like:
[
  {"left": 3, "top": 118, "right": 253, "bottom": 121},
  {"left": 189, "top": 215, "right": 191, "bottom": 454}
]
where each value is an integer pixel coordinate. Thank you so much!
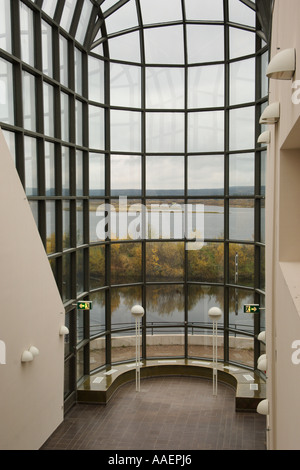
[
  {"left": 146, "top": 284, "right": 185, "bottom": 326},
  {"left": 2, "top": 130, "right": 16, "bottom": 164},
  {"left": 146, "top": 156, "right": 184, "bottom": 196},
  {"left": 111, "top": 155, "right": 141, "bottom": 197},
  {"left": 90, "top": 291, "right": 106, "bottom": 336},
  {"left": 189, "top": 199, "right": 224, "bottom": 240},
  {"left": 77, "top": 250, "right": 85, "bottom": 295},
  {"left": 43, "top": 82, "right": 54, "bottom": 137},
  {"left": 20, "top": 3, "right": 34, "bottom": 66},
  {"left": 188, "top": 111, "right": 224, "bottom": 153},
  {"left": 261, "top": 51, "right": 269, "bottom": 98},
  {"left": 229, "top": 154, "right": 255, "bottom": 196},
  {"left": 23, "top": 72, "right": 36, "bottom": 132},
  {"left": 109, "top": 198, "right": 142, "bottom": 241},
  {"left": 144, "top": 25, "right": 184, "bottom": 65},
  {"left": 60, "top": 0, "right": 76, "bottom": 32},
  {"left": 188, "top": 243, "right": 224, "bottom": 283},
  {"left": 229, "top": 0, "right": 256, "bottom": 27},
  {"left": 42, "top": 20, "right": 53, "bottom": 77},
  {"left": 140, "top": 0, "right": 182, "bottom": 24},
  {"left": 89, "top": 245, "right": 106, "bottom": 290},
  {"left": 187, "top": 25, "right": 224, "bottom": 64},
  {"left": 89, "top": 153, "right": 105, "bottom": 196},
  {"left": 76, "top": 100, "right": 83, "bottom": 146},
  {"left": 111, "top": 109, "right": 141, "bottom": 152},
  {"left": 230, "top": 58, "right": 255, "bottom": 105},
  {"left": 188, "top": 285, "right": 224, "bottom": 327},
  {"left": 146, "top": 327, "right": 185, "bottom": 358},
  {"left": 29, "top": 200, "right": 38, "bottom": 228},
  {"left": 59, "top": 35, "right": 68, "bottom": 87},
  {"left": 61, "top": 92, "right": 69, "bottom": 142},
  {"left": 146, "top": 67, "right": 184, "bottom": 109},
  {"left": 145, "top": 199, "right": 184, "bottom": 240},
  {"left": 229, "top": 200, "right": 255, "bottom": 241},
  {"left": 108, "top": 31, "right": 141, "bottom": 63},
  {"left": 46, "top": 201, "right": 56, "bottom": 254},
  {"left": 146, "top": 242, "right": 185, "bottom": 282},
  {"left": 110, "top": 63, "right": 141, "bottom": 108},
  {"left": 185, "top": 0, "right": 223, "bottom": 21},
  {"left": 188, "top": 155, "right": 224, "bottom": 196},
  {"left": 0, "top": 59, "right": 14, "bottom": 125},
  {"left": 24, "top": 136, "right": 38, "bottom": 196},
  {"left": 89, "top": 105, "right": 105, "bottom": 150},
  {"left": 146, "top": 113, "right": 184, "bottom": 153},
  {"left": 75, "top": 0, "right": 93, "bottom": 44},
  {"left": 62, "top": 146, "right": 70, "bottom": 196},
  {"left": 230, "top": 27, "right": 256, "bottom": 59},
  {"left": 88, "top": 56, "right": 104, "bottom": 103},
  {"left": 229, "top": 243, "right": 255, "bottom": 287},
  {"left": 63, "top": 200, "right": 71, "bottom": 250},
  {"left": 76, "top": 150, "right": 84, "bottom": 196},
  {"left": 90, "top": 199, "right": 105, "bottom": 243},
  {"left": 0, "top": 0, "right": 12, "bottom": 53},
  {"left": 42, "top": 0, "right": 58, "bottom": 18},
  {"left": 62, "top": 253, "right": 72, "bottom": 301},
  {"left": 188, "top": 65, "right": 224, "bottom": 108},
  {"left": 229, "top": 333, "right": 254, "bottom": 368},
  {"left": 230, "top": 107, "right": 255, "bottom": 151},
  {"left": 111, "top": 286, "right": 142, "bottom": 329},
  {"left": 105, "top": 0, "right": 138, "bottom": 35},
  {"left": 75, "top": 48, "right": 83, "bottom": 95},
  {"left": 111, "top": 243, "right": 142, "bottom": 285},
  {"left": 45, "top": 141, "right": 55, "bottom": 196},
  {"left": 90, "top": 336, "right": 106, "bottom": 371},
  {"left": 77, "top": 200, "right": 84, "bottom": 246}
]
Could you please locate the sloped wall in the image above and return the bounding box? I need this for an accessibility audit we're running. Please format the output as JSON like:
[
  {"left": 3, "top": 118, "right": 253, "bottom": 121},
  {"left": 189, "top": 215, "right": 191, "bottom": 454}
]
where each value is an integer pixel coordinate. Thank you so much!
[{"left": 0, "top": 129, "right": 65, "bottom": 450}]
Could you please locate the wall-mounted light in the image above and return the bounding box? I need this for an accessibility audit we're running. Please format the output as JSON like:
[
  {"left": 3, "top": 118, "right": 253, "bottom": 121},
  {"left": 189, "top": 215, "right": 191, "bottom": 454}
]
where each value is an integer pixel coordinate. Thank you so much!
[
  {"left": 267, "top": 48, "right": 296, "bottom": 80},
  {"left": 257, "top": 331, "right": 266, "bottom": 342},
  {"left": 29, "top": 346, "right": 39, "bottom": 357},
  {"left": 257, "top": 354, "right": 267, "bottom": 372},
  {"left": 257, "top": 399, "right": 269, "bottom": 416},
  {"left": 259, "top": 102, "right": 280, "bottom": 124},
  {"left": 59, "top": 325, "right": 69, "bottom": 336},
  {"left": 257, "top": 131, "right": 271, "bottom": 144},
  {"left": 21, "top": 350, "right": 34, "bottom": 363}
]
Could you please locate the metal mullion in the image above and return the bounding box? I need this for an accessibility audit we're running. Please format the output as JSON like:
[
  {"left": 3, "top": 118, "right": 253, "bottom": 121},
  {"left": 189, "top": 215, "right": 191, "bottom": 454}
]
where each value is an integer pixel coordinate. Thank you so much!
[
  {"left": 181, "top": 0, "right": 189, "bottom": 359},
  {"left": 34, "top": 5, "right": 43, "bottom": 72},
  {"left": 135, "top": 0, "right": 147, "bottom": 360},
  {"left": 224, "top": 0, "right": 230, "bottom": 364},
  {"left": 69, "top": 0, "right": 84, "bottom": 40}
]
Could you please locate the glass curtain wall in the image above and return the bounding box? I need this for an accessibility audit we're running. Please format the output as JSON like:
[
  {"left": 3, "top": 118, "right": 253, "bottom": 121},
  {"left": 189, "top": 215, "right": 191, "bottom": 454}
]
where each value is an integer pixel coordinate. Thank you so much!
[{"left": 0, "top": 0, "right": 268, "bottom": 409}]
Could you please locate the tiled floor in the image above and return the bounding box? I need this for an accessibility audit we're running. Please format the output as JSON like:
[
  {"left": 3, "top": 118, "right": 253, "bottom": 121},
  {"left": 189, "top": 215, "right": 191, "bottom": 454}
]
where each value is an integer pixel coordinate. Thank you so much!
[{"left": 41, "top": 376, "right": 266, "bottom": 451}]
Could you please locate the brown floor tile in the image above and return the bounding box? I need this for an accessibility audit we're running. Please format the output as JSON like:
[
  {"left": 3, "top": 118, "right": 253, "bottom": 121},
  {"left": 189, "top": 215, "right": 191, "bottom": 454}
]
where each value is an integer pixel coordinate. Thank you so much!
[{"left": 41, "top": 376, "right": 266, "bottom": 451}]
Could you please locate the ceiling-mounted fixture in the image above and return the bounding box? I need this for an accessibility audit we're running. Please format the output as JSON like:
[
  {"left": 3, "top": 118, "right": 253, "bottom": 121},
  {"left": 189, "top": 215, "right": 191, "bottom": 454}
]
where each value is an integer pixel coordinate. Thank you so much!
[
  {"left": 259, "top": 102, "right": 280, "bottom": 124},
  {"left": 267, "top": 48, "right": 296, "bottom": 80}
]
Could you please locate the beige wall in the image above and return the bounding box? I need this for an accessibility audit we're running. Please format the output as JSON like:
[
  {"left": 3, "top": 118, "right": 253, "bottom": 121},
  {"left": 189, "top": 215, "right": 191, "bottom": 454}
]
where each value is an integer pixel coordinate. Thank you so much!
[
  {"left": 0, "top": 130, "right": 65, "bottom": 450},
  {"left": 266, "top": 0, "right": 300, "bottom": 450}
]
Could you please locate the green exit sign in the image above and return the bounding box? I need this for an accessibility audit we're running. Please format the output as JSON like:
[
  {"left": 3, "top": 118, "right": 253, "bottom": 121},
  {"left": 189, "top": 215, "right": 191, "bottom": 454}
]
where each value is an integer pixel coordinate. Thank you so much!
[
  {"left": 244, "top": 304, "right": 260, "bottom": 313},
  {"left": 77, "top": 301, "right": 92, "bottom": 310}
]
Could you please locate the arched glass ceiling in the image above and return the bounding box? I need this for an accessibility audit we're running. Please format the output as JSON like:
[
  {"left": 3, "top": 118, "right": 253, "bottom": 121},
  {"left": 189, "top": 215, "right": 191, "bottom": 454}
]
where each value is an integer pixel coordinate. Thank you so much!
[{"left": 36, "top": 0, "right": 272, "bottom": 52}]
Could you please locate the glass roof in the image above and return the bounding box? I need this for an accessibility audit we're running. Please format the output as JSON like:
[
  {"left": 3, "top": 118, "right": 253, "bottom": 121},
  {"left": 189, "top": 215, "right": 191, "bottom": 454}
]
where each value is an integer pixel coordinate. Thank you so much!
[{"left": 36, "top": 0, "right": 271, "bottom": 54}]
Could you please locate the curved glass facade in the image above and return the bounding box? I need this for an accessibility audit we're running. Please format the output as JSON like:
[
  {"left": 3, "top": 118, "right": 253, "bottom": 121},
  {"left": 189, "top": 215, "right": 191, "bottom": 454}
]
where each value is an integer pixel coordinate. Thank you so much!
[{"left": 0, "top": 0, "right": 268, "bottom": 406}]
